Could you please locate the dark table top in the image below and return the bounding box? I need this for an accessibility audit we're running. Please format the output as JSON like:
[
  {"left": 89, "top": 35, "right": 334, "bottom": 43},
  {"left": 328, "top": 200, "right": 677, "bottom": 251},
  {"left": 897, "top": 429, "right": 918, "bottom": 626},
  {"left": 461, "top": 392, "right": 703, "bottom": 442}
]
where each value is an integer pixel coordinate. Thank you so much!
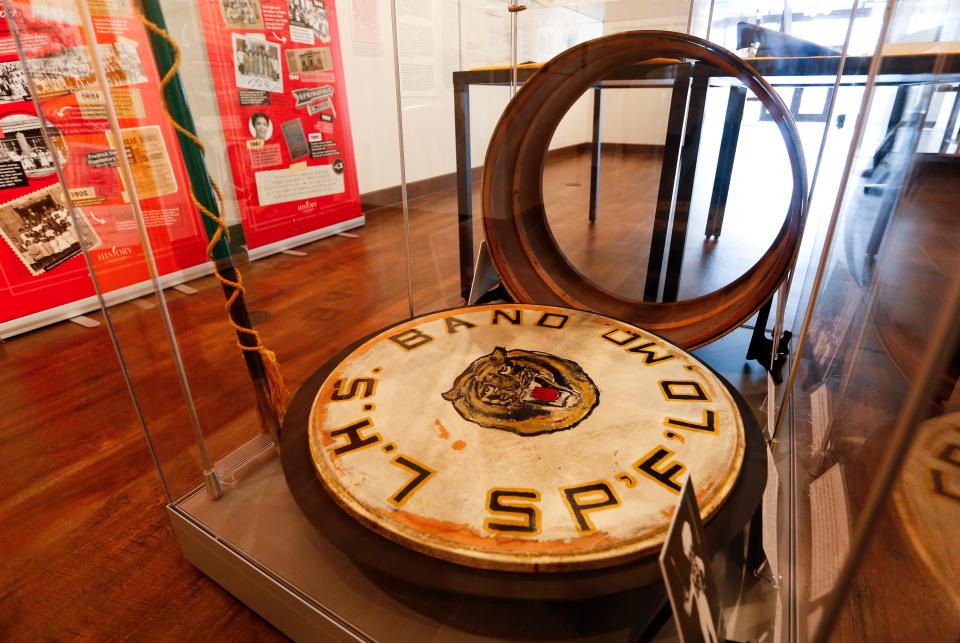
[{"left": 453, "top": 52, "right": 960, "bottom": 88}]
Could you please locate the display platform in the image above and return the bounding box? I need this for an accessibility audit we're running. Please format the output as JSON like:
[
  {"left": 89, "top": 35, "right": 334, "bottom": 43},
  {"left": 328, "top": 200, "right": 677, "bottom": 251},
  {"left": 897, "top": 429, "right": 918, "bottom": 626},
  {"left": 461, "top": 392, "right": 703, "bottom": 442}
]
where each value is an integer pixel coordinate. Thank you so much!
[
  {"left": 281, "top": 305, "right": 767, "bottom": 601},
  {"left": 173, "top": 446, "right": 670, "bottom": 641}
]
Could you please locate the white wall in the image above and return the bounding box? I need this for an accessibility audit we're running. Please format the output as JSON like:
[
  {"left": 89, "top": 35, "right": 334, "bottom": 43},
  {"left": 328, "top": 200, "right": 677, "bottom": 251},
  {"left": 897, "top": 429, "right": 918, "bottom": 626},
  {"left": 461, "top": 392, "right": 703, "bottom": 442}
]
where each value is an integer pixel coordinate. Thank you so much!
[
  {"left": 597, "top": 4, "right": 691, "bottom": 148},
  {"left": 336, "top": 0, "right": 402, "bottom": 192},
  {"left": 338, "top": 0, "right": 604, "bottom": 191}
]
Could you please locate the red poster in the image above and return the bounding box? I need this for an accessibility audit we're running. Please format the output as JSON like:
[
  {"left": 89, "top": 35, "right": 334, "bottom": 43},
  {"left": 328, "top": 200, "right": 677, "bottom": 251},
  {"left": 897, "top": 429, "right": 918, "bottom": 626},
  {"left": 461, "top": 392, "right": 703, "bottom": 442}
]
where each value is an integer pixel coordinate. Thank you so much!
[
  {"left": 0, "top": 0, "right": 209, "bottom": 331},
  {"left": 199, "top": 0, "right": 362, "bottom": 249}
]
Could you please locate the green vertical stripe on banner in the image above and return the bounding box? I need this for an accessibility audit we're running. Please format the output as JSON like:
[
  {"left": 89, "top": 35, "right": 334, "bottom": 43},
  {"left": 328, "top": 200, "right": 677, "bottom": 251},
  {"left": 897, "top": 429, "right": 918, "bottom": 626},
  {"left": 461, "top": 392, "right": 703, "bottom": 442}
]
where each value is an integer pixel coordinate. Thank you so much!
[{"left": 139, "top": 0, "right": 236, "bottom": 262}]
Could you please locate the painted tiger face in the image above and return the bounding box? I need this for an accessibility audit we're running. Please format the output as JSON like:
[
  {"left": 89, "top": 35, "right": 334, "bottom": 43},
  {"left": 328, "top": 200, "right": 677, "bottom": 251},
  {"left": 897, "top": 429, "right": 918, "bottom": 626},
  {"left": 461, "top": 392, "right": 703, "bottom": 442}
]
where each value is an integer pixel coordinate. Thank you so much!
[{"left": 441, "top": 347, "right": 599, "bottom": 436}]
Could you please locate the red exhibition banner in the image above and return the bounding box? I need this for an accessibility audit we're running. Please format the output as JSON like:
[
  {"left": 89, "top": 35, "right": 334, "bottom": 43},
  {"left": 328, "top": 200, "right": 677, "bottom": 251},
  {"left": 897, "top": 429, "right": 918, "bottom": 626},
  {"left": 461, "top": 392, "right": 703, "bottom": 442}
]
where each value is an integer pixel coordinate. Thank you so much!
[
  {"left": 0, "top": 0, "right": 208, "bottom": 329},
  {"left": 199, "top": 0, "right": 362, "bottom": 249}
]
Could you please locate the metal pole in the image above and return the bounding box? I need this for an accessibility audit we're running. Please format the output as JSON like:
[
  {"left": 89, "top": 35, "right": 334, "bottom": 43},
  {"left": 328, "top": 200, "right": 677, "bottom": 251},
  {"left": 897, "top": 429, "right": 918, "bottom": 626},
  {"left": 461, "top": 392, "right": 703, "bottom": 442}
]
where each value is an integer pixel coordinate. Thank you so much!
[
  {"left": 389, "top": 0, "right": 416, "bottom": 319},
  {"left": 508, "top": 2, "right": 526, "bottom": 97}
]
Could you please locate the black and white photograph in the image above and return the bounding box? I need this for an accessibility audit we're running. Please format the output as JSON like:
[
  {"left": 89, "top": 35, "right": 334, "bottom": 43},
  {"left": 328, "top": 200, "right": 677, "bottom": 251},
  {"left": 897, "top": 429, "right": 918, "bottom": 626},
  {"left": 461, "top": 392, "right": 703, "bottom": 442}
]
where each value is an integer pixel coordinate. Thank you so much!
[
  {"left": 0, "top": 62, "right": 31, "bottom": 103},
  {"left": 220, "top": 0, "right": 264, "bottom": 30},
  {"left": 100, "top": 42, "right": 148, "bottom": 87},
  {"left": 288, "top": 0, "right": 330, "bottom": 42},
  {"left": 659, "top": 477, "right": 724, "bottom": 643},
  {"left": 280, "top": 117, "right": 308, "bottom": 160},
  {"left": 284, "top": 46, "right": 332, "bottom": 74},
  {"left": 232, "top": 34, "right": 282, "bottom": 94},
  {"left": 0, "top": 185, "right": 100, "bottom": 276},
  {"left": 0, "top": 114, "right": 67, "bottom": 179},
  {"left": 27, "top": 42, "right": 146, "bottom": 96},
  {"left": 248, "top": 111, "right": 273, "bottom": 140}
]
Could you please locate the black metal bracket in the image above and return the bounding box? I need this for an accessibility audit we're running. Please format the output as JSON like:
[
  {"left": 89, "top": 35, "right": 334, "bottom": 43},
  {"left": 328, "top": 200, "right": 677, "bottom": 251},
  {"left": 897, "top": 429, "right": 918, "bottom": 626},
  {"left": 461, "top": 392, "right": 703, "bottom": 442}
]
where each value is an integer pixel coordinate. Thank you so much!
[{"left": 746, "top": 298, "right": 791, "bottom": 383}]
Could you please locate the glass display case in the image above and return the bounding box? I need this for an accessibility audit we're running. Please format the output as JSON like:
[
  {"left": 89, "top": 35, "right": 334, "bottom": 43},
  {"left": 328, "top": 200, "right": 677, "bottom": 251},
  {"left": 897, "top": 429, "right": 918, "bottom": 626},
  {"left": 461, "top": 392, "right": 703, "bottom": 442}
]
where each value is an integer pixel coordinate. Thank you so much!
[{"left": 2, "top": 0, "right": 958, "bottom": 640}]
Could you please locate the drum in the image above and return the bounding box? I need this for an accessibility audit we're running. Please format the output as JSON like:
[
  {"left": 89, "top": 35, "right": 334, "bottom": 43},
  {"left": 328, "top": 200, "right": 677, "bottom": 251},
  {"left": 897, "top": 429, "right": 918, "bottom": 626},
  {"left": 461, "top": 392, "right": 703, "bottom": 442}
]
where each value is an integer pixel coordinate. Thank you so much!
[{"left": 282, "top": 305, "right": 766, "bottom": 598}]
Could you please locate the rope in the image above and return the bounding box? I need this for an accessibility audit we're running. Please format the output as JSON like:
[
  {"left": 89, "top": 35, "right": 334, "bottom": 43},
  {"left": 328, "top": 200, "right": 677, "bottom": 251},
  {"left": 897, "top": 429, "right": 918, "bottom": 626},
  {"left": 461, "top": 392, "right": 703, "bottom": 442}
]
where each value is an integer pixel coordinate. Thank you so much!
[{"left": 136, "top": 9, "right": 287, "bottom": 426}]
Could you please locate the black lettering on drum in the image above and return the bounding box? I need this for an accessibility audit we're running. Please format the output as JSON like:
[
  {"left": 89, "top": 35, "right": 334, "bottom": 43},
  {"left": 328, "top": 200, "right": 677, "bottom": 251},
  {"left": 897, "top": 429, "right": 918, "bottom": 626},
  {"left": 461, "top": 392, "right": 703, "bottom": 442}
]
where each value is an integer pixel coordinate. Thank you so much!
[
  {"left": 328, "top": 418, "right": 381, "bottom": 457},
  {"left": 484, "top": 488, "right": 541, "bottom": 535},
  {"left": 388, "top": 328, "right": 434, "bottom": 351},
  {"left": 634, "top": 446, "right": 686, "bottom": 494},
  {"left": 560, "top": 481, "right": 621, "bottom": 533},
  {"left": 331, "top": 377, "right": 377, "bottom": 401}
]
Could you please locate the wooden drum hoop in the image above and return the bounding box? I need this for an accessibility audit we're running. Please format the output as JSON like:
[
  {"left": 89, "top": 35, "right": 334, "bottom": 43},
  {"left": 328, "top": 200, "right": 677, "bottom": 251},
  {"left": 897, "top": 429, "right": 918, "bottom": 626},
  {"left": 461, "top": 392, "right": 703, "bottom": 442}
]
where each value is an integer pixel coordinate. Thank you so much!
[{"left": 482, "top": 30, "right": 808, "bottom": 349}]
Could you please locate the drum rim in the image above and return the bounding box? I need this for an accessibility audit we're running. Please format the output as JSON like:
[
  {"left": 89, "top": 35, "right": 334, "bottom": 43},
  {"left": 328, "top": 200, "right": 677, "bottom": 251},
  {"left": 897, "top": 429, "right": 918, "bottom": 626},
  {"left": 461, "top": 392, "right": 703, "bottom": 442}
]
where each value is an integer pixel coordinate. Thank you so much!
[{"left": 482, "top": 30, "right": 808, "bottom": 349}]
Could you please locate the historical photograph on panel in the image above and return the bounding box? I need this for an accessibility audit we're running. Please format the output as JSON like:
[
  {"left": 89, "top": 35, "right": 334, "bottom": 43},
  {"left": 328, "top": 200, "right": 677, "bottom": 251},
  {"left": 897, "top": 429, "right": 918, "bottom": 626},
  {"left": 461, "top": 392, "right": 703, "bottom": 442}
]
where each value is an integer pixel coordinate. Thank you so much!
[
  {"left": 284, "top": 46, "right": 332, "bottom": 74},
  {"left": 0, "top": 114, "right": 67, "bottom": 180},
  {"left": 27, "top": 43, "right": 146, "bottom": 96},
  {"left": 659, "top": 477, "right": 724, "bottom": 643},
  {"left": 232, "top": 34, "right": 282, "bottom": 94},
  {"left": 98, "top": 42, "right": 148, "bottom": 87},
  {"left": 0, "top": 62, "right": 31, "bottom": 103},
  {"left": 288, "top": 0, "right": 330, "bottom": 42},
  {"left": 280, "top": 117, "right": 308, "bottom": 160},
  {"left": 106, "top": 125, "right": 178, "bottom": 200},
  {"left": 248, "top": 111, "right": 273, "bottom": 140},
  {"left": 0, "top": 185, "right": 100, "bottom": 276},
  {"left": 220, "top": 0, "right": 264, "bottom": 30}
]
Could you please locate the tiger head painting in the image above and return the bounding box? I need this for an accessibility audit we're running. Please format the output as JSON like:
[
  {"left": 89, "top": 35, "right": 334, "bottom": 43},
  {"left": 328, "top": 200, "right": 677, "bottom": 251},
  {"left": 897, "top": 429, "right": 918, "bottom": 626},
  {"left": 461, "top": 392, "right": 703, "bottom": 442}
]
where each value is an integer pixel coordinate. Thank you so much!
[{"left": 441, "top": 347, "right": 599, "bottom": 436}]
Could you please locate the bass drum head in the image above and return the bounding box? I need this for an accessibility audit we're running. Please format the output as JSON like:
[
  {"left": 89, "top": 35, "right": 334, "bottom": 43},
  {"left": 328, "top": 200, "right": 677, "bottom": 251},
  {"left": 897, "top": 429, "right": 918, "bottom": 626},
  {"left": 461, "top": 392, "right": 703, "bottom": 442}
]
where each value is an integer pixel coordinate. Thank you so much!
[{"left": 281, "top": 305, "right": 766, "bottom": 600}]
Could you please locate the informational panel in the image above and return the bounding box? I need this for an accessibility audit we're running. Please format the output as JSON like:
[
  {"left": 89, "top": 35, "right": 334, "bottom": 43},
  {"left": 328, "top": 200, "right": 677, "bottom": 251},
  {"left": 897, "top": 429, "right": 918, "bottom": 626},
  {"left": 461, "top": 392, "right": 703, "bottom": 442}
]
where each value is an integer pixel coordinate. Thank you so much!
[
  {"left": 0, "top": 0, "right": 208, "bottom": 331},
  {"left": 199, "top": 0, "right": 361, "bottom": 250}
]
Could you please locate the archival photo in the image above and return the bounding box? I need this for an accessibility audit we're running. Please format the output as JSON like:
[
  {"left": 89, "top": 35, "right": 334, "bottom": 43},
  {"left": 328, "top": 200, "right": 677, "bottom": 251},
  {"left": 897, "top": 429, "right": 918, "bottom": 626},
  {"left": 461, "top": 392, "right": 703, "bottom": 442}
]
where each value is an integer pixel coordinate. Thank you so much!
[
  {"left": 0, "top": 114, "right": 66, "bottom": 179},
  {"left": 220, "top": 0, "right": 264, "bottom": 30},
  {"left": 284, "top": 46, "right": 332, "bottom": 74},
  {"left": 232, "top": 34, "right": 282, "bottom": 94},
  {"left": 0, "top": 62, "right": 31, "bottom": 103},
  {"left": 106, "top": 125, "right": 178, "bottom": 201},
  {"left": 280, "top": 117, "right": 308, "bottom": 160},
  {"left": 0, "top": 184, "right": 100, "bottom": 276},
  {"left": 288, "top": 0, "right": 330, "bottom": 42},
  {"left": 248, "top": 112, "right": 273, "bottom": 140},
  {"left": 28, "top": 42, "right": 146, "bottom": 96}
]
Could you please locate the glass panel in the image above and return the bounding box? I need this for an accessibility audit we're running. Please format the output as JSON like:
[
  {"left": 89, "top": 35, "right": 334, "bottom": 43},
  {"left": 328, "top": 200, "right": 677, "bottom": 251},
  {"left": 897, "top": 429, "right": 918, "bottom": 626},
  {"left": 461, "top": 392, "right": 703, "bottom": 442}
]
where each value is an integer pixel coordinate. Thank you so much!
[
  {"left": 2, "top": 0, "right": 223, "bottom": 501},
  {"left": 4, "top": 0, "right": 410, "bottom": 505},
  {"left": 782, "top": 0, "right": 960, "bottom": 639}
]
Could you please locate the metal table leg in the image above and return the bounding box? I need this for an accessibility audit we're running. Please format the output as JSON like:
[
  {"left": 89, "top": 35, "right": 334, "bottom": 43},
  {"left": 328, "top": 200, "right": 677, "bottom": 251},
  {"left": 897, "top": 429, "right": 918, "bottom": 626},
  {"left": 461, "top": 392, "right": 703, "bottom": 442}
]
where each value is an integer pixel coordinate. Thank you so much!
[
  {"left": 589, "top": 86, "right": 603, "bottom": 224},
  {"left": 661, "top": 66, "right": 710, "bottom": 302},
  {"left": 644, "top": 63, "right": 692, "bottom": 302},
  {"left": 454, "top": 80, "right": 473, "bottom": 301},
  {"left": 704, "top": 85, "right": 747, "bottom": 239}
]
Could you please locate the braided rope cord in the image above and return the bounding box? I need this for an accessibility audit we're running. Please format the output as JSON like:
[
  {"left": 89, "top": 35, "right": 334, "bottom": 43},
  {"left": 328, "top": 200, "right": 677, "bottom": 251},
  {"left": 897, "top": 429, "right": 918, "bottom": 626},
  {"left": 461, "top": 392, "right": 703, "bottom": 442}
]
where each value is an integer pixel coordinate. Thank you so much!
[{"left": 136, "top": 8, "right": 287, "bottom": 423}]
